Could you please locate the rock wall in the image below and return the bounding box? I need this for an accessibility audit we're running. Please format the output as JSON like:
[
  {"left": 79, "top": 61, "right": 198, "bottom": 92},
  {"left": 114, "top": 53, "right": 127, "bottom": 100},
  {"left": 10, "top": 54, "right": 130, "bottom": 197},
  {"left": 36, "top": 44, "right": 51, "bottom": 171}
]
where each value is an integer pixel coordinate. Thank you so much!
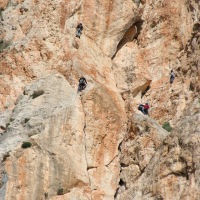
[
  {"left": 0, "top": 0, "right": 199, "bottom": 199},
  {"left": 113, "top": 0, "right": 199, "bottom": 124},
  {"left": 0, "top": 73, "right": 126, "bottom": 200},
  {"left": 117, "top": 100, "right": 200, "bottom": 200}
]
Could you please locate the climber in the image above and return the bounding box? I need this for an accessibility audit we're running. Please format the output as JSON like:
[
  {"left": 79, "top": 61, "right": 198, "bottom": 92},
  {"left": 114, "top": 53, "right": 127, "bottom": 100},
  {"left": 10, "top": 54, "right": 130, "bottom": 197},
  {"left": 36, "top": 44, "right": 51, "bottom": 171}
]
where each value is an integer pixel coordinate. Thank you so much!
[
  {"left": 138, "top": 103, "right": 149, "bottom": 115},
  {"left": 138, "top": 104, "right": 145, "bottom": 114},
  {"left": 76, "top": 23, "right": 83, "bottom": 38},
  {"left": 170, "top": 70, "right": 175, "bottom": 84},
  {"left": 143, "top": 102, "right": 149, "bottom": 115},
  {"left": 78, "top": 77, "right": 87, "bottom": 92}
]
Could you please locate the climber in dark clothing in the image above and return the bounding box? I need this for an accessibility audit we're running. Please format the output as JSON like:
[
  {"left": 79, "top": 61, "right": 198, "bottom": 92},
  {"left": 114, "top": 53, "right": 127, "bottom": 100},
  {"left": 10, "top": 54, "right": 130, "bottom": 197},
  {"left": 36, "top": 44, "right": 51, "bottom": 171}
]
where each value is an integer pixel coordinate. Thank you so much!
[
  {"left": 76, "top": 23, "right": 83, "bottom": 38},
  {"left": 138, "top": 103, "right": 149, "bottom": 115},
  {"left": 170, "top": 70, "right": 175, "bottom": 84},
  {"left": 78, "top": 77, "right": 87, "bottom": 92},
  {"left": 138, "top": 104, "right": 144, "bottom": 114}
]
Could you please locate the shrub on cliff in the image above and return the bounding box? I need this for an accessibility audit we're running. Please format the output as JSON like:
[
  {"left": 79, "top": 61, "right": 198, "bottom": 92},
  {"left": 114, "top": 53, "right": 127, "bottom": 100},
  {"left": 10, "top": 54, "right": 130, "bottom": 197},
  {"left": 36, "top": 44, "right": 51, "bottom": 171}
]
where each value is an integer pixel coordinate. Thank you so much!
[
  {"left": 57, "top": 188, "right": 64, "bottom": 195},
  {"left": 162, "top": 122, "right": 173, "bottom": 132},
  {"left": 0, "top": 40, "right": 10, "bottom": 53},
  {"left": 21, "top": 142, "right": 32, "bottom": 149}
]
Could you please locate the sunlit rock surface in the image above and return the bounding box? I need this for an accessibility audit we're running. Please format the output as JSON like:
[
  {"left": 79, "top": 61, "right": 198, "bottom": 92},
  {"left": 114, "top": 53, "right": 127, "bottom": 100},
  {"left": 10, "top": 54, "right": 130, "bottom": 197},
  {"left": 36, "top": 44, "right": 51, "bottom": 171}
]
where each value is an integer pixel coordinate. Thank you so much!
[{"left": 0, "top": 0, "right": 199, "bottom": 199}]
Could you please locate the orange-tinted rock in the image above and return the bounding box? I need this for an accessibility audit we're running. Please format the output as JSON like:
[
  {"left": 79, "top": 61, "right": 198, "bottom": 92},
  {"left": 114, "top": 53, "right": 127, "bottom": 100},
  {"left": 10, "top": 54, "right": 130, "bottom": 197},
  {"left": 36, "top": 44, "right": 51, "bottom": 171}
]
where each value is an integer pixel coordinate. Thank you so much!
[{"left": 0, "top": 0, "right": 199, "bottom": 199}]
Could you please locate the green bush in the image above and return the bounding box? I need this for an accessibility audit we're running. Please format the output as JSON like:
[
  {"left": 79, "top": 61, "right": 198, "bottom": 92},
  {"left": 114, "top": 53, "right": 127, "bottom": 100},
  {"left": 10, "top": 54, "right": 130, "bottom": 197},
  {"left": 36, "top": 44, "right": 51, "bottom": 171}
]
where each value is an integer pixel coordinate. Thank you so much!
[
  {"left": 162, "top": 122, "right": 173, "bottom": 132},
  {"left": 0, "top": 40, "right": 10, "bottom": 53},
  {"left": 21, "top": 142, "right": 32, "bottom": 149},
  {"left": 57, "top": 188, "right": 64, "bottom": 195}
]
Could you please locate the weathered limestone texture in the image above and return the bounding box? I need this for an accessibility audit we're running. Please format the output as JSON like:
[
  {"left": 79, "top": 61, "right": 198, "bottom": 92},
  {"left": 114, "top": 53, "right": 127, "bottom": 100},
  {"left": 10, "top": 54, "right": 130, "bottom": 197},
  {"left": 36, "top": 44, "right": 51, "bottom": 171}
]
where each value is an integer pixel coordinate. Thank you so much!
[
  {"left": 0, "top": 74, "right": 89, "bottom": 199},
  {"left": 112, "top": 0, "right": 199, "bottom": 124},
  {"left": 0, "top": 0, "right": 199, "bottom": 199},
  {"left": 117, "top": 100, "right": 200, "bottom": 200},
  {"left": 0, "top": 73, "right": 126, "bottom": 200},
  {"left": 81, "top": 85, "right": 126, "bottom": 199}
]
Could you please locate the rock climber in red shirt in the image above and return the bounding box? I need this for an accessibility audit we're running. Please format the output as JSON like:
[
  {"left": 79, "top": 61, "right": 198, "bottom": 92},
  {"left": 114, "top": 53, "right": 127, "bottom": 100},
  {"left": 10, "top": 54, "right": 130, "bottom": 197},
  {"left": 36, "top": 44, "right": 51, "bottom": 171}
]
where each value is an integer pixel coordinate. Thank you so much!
[
  {"left": 143, "top": 103, "right": 149, "bottom": 115},
  {"left": 138, "top": 103, "right": 149, "bottom": 115}
]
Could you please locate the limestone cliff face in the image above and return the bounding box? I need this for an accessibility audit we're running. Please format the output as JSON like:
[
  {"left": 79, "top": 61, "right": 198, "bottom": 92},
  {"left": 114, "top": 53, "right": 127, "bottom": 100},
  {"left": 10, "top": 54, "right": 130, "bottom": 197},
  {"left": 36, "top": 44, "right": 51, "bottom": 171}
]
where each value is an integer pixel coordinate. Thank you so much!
[
  {"left": 0, "top": 0, "right": 199, "bottom": 199},
  {"left": 113, "top": 0, "right": 199, "bottom": 124},
  {"left": 0, "top": 73, "right": 126, "bottom": 200},
  {"left": 118, "top": 100, "right": 200, "bottom": 200}
]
